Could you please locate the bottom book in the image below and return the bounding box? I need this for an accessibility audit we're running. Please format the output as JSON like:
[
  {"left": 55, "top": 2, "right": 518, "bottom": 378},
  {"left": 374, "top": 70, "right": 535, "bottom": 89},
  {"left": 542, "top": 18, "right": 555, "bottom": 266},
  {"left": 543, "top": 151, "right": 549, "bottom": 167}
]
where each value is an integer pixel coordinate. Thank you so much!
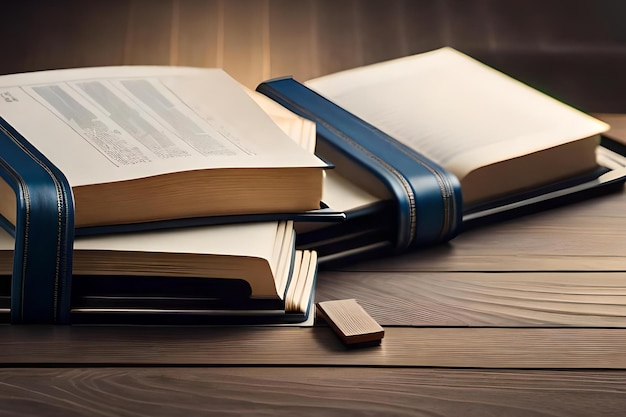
[{"left": 0, "top": 221, "right": 318, "bottom": 325}]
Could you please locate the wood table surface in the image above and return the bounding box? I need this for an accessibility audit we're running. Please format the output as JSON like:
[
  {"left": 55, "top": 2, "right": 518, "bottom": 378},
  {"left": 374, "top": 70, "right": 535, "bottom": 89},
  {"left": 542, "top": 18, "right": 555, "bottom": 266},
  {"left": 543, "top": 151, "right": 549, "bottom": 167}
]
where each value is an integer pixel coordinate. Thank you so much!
[
  {"left": 1, "top": 2, "right": 626, "bottom": 414},
  {"left": 0, "top": 119, "right": 625, "bottom": 416}
]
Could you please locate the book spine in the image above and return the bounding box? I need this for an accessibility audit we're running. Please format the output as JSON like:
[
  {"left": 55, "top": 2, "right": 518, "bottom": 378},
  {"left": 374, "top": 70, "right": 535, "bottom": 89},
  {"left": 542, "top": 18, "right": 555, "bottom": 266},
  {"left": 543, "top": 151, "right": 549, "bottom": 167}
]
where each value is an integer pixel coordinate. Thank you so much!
[
  {"left": 257, "top": 78, "right": 463, "bottom": 250},
  {"left": 0, "top": 118, "right": 74, "bottom": 324}
]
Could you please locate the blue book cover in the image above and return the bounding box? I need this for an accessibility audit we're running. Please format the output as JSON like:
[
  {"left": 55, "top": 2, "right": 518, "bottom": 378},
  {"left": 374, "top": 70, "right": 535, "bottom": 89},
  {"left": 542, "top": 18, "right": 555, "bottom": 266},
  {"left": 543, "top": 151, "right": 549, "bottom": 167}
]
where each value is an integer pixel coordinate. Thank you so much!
[
  {"left": 0, "top": 66, "right": 337, "bottom": 324},
  {"left": 257, "top": 48, "right": 626, "bottom": 264}
]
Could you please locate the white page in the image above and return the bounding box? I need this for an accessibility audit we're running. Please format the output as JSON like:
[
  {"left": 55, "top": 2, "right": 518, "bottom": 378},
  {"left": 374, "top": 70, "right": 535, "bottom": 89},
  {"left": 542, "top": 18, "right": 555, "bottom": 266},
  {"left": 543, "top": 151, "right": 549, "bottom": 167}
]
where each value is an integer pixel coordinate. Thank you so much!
[
  {"left": 247, "top": 88, "right": 317, "bottom": 153},
  {"left": 72, "top": 221, "right": 280, "bottom": 260},
  {"left": 306, "top": 47, "right": 608, "bottom": 179},
  {"left": 321, "top": 170, "right": 381, "bottom": 212},
  {"left": 249, "top": 89, "right": 380, "bottom": 212},
  {"left": 0, "top": 222, "right": 284, "bottom": 299},
  {"left": 0, "top": 66, "right": 325, "bottom": 187},
  {"left": 0, "top": 222, "right": 277, "bottom": 259}
]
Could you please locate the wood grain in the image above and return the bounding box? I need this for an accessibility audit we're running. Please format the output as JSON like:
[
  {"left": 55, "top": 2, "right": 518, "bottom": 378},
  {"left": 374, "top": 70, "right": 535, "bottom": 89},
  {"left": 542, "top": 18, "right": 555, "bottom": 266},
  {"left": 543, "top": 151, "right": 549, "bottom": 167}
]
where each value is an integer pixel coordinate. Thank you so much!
[
  {"left": 0, "top": 3, "right": 625, "bottom": 415},
  {"left": 352, "top": 0, "right": 408, "bottom": 66},
  {"left": 220, "top": 0, "right": 270, "bottom": 89},
  {"left": 338, "top": 191, "right": 626, "bottom": 272},
  {"left": 0, "top": 0, "right": 625, "bottom": 105},
  {"left": 173, "top": 0, "right": 221, "bottom": 68},
  {"left": 317, "top": 271, "right": 626, "bottom": 327},
  {"left": 316, "top": 299, "right": 384, "bottom": 344},
  {"left": 0, "top": 0, "right": 131, "bottom": 73},
  {"left": 268, "top": 0, "right": 320, "bottom": 82},
  {"left": 1, "top": 368, "right": 626, "bottom": 417},
  {"left": 2, "top": 326, "right": 626, "bottom": 369},
  {"left": 433, "top": 0, "right": 495, "bottom": 51},
  {"left": 123, "top": 0, "right": 173, "bottom": 65},
  {"left": 312, "top": 0, "right": 364, "bottom": 77}
]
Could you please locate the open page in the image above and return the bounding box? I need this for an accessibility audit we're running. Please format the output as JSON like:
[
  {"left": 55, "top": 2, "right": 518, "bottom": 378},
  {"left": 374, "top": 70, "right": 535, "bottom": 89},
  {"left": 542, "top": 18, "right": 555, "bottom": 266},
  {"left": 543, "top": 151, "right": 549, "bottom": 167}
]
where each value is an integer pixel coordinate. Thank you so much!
[
  {"left": 249, "top": 89, "right": 381, "bottom": 213},
  {"left": 306, "top": 47, "right": 608, "bottom": 179},
  {"left": 0, "top": 66, "right": 325, "bottom": 187},
  {"left": 246, "top": 89, "right": 317, "bottom": 154}
]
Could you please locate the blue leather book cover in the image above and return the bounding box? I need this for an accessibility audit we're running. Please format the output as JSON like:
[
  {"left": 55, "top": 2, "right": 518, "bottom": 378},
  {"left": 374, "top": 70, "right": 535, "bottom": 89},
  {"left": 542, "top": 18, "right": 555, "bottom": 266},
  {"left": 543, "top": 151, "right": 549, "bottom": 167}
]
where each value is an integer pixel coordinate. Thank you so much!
[
  {"left": 257, "top": 77, "right": 464, "bottom": 252},
  {"left": 257, "top": 76, "right": 626, "bottom": 265},
  {"left": 0, "top": 118, "right": 74, "bottom": 324}
]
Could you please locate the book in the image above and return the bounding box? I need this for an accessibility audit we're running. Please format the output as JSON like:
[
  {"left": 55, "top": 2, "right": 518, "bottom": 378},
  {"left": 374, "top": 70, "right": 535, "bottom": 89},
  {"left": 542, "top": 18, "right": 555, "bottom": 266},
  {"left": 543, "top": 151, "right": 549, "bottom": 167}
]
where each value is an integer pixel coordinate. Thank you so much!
[
  {"left": 0, "top": 65, "right": 336, "bottom": 324},
  {"left": 257, "top": 47, "right": 626, "bottom": 262},
  {"left": 248, "top": 89, "right": 397, "bottom": 260},
  {"left": 0, "top": 221, "right": 318, "bottom": 325},
  {"left": 0, "top": 65, "right": 327, "bottom": 231}
]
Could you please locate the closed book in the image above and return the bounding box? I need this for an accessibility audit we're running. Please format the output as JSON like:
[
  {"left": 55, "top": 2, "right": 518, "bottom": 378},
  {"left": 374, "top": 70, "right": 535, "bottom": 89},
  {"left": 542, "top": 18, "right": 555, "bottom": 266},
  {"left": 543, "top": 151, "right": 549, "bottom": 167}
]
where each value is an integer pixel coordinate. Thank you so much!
[{"left": 0, "top": 221, "right": 318, "bottom": 325}]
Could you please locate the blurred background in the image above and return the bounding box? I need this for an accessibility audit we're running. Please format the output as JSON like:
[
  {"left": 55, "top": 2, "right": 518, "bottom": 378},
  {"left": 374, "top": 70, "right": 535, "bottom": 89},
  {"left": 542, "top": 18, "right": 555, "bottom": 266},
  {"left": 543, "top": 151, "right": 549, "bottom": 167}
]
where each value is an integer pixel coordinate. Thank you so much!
[{"left": 2, "top": 0, "right": 626, "bottom": 112}]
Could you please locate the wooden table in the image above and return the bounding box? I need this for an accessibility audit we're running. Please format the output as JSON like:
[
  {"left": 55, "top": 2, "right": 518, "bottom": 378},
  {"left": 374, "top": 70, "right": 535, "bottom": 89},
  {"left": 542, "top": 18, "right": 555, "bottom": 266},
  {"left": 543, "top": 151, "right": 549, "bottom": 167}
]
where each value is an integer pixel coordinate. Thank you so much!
[
  {"left": 2, "top": 121, "right": 626, "bottom": 416},
  {"left": 1, "top": 1, "right": 626, "bottom": 414}
]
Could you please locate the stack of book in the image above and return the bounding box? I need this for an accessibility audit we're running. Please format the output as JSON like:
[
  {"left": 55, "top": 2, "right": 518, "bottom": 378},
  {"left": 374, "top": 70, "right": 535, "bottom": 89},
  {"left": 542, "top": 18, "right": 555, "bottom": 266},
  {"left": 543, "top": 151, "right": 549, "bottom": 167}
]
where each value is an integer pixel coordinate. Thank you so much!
[
  {"left": 0, "top": 66, "right": 333, "bottom": 325},
  {"left": 1, "top": 47, "right": 625, "bottom": 325}
]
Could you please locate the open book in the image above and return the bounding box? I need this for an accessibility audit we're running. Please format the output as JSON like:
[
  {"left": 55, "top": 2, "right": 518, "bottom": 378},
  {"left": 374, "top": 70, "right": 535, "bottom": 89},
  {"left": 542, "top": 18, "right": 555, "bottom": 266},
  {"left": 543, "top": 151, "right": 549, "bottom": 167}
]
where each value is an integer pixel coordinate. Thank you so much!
[
  {"left": 0, "top": 221, "right": 317, "bottom": 324},
  {"left": 257, "top": 47, "right": 626, "bottom": 262},
  {"left": 306, "top": 47, "right": 608, "bottom": 207},
  {"left": 0, "top": 66, "right": 331, "bottom": 323},
  {"left": 0, "top": 66, "right": 327, "bottom": 230},
  {"left": 0, "top": 72, "right": 326, "bottom": 324}
]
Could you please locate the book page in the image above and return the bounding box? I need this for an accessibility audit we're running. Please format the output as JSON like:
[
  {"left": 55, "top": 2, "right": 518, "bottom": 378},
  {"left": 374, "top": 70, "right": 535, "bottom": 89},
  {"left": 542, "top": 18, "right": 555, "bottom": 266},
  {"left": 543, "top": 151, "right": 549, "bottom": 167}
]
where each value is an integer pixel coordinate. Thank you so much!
[
  {"left": 249, "top": 89, "right": 381, "bottom": 212},
  {"left": 0, "top": 222, "right": 272, "bottom": 260},
  {"left": 0, "top": 223, "right": 283, "bottom": 274},
  {"left": 306, "top": 48, "right": 608, "bottom": 179},
  {"left": 72, "top": 221, "right": 281, "bottom": 260},
  {"left": 320, "top": 170, "right": 381, "bottom": 212},
  {"left": 0, "top": 66, "right": 325, "bottom": 187},
  {"left": 247, "top": 88, "right": 317, "bottom": 153},
  {"left": 0, "top": 222, "right": 286, "bottom": 297}
]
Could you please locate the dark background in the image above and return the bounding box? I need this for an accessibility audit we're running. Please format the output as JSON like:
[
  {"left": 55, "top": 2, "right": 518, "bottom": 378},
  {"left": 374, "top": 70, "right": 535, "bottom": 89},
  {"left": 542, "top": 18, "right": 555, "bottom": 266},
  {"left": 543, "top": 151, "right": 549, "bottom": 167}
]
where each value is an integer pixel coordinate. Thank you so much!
[{"left": 2, "top": 0, "right": 626, "bottom": 112}]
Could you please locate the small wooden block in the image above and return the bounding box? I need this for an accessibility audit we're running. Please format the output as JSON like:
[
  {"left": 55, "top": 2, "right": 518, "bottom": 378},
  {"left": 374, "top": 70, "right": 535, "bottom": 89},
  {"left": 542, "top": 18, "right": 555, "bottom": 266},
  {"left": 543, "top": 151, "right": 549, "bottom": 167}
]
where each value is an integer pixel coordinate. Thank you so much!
[{"left": 316, "top": 299, "right": 384, "bottom": 346}]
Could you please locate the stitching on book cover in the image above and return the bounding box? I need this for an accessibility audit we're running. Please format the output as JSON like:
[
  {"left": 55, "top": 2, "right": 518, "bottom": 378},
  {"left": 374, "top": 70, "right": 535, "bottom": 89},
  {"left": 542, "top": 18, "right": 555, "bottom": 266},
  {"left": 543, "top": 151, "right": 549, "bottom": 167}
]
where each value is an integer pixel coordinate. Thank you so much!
[{"left": 0, "top": 122, "right": 70, "bottom": 322}]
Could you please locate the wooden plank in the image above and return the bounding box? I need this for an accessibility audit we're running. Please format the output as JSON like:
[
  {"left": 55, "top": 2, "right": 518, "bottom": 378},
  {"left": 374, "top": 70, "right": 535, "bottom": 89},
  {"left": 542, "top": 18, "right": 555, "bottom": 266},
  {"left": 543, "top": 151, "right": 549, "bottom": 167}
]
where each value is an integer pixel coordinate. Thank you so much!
[
  {"left": 0, "top": 3, "right": 31, "bottom": 74},
  {"left": 311, "top": 0, "right": 364, "bottom": 77},
  {"left": 337, "top": 191, "right": 626, "bottom": 272},
  {"left": 518, "top": 0, "right": 621, "bottom": 51},
  {"left": 397, "top": 0, "right": 449, "bottom": 55},
  {"left": 0, "top": 367, "right": 625, "bottom": 417},
  {"left": 62, "top": 0, "right": 131, "bottom": 68},
  {"left": 2, "top": 326, "right": 626, "bottom": 368},
  {"left": 434, "top": 0, "right": 495, "bottom": 52},
  {"left": 473, "top": 50, "right": 626, "bottom": 112},
  {"left": 478, "top": 0, "right": 544, "bottom": 52},
  {"left": 317, "top": 271, "right": 626, "bottom": 327},
  {"left": 317, "top": 299, "right": 385, "bottom": 345},
  {"left": 175, "top": 0, "right": 222, "bottom": 68},
  {"left": 353, "top": 0, "right": 407, "bottom": 65},
  {"left": 0, "top": 0, "right": 131, "bottom": 73},
  {"left": 220, "top": 0, "right": 269, "bottom": 88},
  {"left": 123, "top": 0, "right": 174, "bottom": 65},
  {"left": 268, "top": 0, "right": 320, "bottom": 81},
  {"left": 482, "top": 0, "right": 626, "bottom": 54}
]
